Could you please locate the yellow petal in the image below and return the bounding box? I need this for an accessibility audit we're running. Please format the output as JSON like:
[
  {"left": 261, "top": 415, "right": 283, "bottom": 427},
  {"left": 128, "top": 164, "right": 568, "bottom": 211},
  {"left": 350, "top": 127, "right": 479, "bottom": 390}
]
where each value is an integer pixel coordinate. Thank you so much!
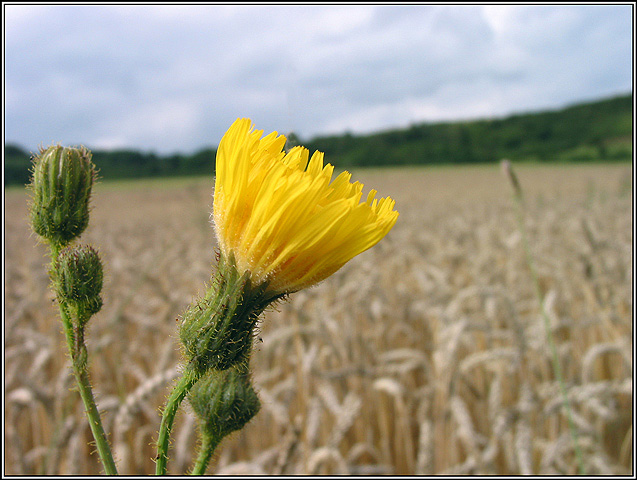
[{"left": 213, "top": 118, "right": 399, "bottom": 294}]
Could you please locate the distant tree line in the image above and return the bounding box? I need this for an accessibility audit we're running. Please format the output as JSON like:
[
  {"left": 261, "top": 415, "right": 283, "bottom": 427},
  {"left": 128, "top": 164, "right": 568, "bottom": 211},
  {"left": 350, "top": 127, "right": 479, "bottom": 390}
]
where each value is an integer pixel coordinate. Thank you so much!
[
  {"left": 4, "top": 93, "right": 632, "bottom": 186},
  {"left": 303, "top": 93, "right": 633, "bottom": 168}
]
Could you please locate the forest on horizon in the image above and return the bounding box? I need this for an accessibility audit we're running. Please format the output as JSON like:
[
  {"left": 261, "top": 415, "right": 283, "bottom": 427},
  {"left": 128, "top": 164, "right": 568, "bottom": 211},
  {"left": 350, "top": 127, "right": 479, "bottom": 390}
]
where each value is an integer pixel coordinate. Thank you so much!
[{"left": 4, "top": 93, "right": 633, "bottom": 186}]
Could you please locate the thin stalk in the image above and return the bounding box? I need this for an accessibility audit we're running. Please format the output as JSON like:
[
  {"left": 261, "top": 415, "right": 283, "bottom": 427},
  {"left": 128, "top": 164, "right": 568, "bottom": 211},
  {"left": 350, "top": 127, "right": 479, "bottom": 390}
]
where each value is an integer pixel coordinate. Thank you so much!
[
  {"left": 54, "top": 277, "right": 118, "bottom": 474},
  {"left": 155, "top": 367, "right": 200, "bottom": 475},
  {"left": 190, "top": 432, "right": 221, "bottom": 475},
  {"left": 503, "top": 161, "right": 585, "bottom": 474},
  {"left": 71, "top": 347, "right": 119, "bottom": 475},
  {"left": 50, "top": 245, "right": 118, "bottom": 475}
]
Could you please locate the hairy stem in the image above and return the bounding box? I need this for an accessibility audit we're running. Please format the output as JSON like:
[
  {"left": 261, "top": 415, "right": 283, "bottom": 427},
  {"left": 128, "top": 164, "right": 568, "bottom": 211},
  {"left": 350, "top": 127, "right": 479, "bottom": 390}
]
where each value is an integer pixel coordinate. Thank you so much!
[
  {"left": 71, "top": 348, "right": 119, "bottom": 475},
  {"left": 155, "top": 367, "right": 200, "bottom": 475},
  {"left": 190, "top": 432, "right": 221, "bottom": 475},
  {"left": 54, "top": 268, "right": 118, "bottom": 475}
]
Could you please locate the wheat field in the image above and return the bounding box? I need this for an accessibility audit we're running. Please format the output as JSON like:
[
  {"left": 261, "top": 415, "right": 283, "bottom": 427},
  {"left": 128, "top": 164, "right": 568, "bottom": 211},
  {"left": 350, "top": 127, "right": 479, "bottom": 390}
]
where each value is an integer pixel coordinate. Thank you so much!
[{"left": 4, "top": 163, "right": 633, "bottom": 475}]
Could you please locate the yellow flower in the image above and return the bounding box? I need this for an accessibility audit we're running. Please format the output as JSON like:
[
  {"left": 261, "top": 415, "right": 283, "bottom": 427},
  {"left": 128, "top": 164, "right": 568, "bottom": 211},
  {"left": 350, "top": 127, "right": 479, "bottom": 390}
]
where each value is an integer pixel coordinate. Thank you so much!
[{"left": 213, "top": 118, "right": 399, "bottom": 295}]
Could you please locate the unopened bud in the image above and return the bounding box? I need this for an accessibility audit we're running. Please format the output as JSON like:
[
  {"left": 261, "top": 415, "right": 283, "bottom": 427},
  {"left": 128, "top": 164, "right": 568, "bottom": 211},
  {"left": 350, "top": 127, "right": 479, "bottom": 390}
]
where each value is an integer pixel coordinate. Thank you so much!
[
  {"left": 29, "top": 145, "right": 96, "bottom": 246},
  {"left": 179, "top": 253, "right": 281, "bottom": 374},
  {"left": 55, "top": 244, "right": 103, "bottom": 321},
  {"left": 188, "top": 362, "right": 260, "bottom": 440}
]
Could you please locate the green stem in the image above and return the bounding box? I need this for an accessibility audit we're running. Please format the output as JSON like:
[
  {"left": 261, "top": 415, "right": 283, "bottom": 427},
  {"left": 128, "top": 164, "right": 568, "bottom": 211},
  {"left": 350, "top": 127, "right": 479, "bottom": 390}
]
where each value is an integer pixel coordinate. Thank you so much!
[
  {"left": 155, "top": 367, "right": 200, "bottom": 475},
  {"left": 59, "top": 305, "right": 118, "bottom": 475},
  {"left": 190, "top": 432, "right": 221, "bottom": 475},
  {"left": 71, "top": 347, "right": 119, "bottom": 475},
  {"left": 51, "top": 245, "right": 118, "bottom": 475},
  {"left": 511, "top": 187, "right": 586, "bottom": 475}
]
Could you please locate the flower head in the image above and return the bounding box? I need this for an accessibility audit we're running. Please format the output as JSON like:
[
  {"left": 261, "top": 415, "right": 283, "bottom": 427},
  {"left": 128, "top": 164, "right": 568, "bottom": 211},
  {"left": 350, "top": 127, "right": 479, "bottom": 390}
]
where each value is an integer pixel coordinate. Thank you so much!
[
  {"left": 29, "top": 145, "right": 96, "bottom": 246},
  {"left": 212, "top": 118, "right": 398, "bottom": 295},
  {"left": 55, "top": 244, "right": 104, "bottom": 321},
  {"left": 188, "top": 362, "right": 260, "bottom": 441}
]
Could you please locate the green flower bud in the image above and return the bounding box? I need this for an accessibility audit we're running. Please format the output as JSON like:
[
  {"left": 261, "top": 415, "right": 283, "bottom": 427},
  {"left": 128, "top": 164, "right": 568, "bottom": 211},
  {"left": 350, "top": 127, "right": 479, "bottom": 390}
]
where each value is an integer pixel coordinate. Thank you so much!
[
  {"left": 188, "top": 362, "right": 261, "bottom": 441},
  {"left": 179, "top": 253, "right": 282, "bottom": 374},
  {"left": 55, "top": 244, "right": 103, "bottom": 321},
  {"left": 29, "top": 145, "right": 96, "bottom": 246}
]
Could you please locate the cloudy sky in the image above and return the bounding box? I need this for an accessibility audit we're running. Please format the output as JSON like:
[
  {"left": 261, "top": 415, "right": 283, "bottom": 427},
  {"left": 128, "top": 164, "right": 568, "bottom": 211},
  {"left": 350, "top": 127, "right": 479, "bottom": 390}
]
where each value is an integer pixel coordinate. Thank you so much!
[{"left": 4, "top": 4, "right": 634, "bottom": 155}]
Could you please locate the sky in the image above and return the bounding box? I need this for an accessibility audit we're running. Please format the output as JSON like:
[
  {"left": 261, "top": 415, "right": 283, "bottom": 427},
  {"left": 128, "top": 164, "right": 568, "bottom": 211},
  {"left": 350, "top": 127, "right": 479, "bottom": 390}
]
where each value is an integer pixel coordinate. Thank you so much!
[{"left": 3, "top": 3, "right": 634, "bottom": 155}]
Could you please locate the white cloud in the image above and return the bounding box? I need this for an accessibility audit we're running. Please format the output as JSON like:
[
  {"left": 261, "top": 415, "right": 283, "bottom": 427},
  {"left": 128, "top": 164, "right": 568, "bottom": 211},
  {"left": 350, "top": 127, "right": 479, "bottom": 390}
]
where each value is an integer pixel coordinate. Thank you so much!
[{"left": 4, "top": 4, "right": 633, "bottom": 154}]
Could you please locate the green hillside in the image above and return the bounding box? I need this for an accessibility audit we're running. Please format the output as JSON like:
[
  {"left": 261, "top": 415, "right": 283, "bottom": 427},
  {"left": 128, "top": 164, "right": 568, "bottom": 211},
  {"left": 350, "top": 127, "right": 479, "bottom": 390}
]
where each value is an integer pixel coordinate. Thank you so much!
[
  {"left": 304, "top": 93, "right": 633, "bottom": 167},
  {"left": 4, "top": 93, "right": 632, "bottom": 186}
]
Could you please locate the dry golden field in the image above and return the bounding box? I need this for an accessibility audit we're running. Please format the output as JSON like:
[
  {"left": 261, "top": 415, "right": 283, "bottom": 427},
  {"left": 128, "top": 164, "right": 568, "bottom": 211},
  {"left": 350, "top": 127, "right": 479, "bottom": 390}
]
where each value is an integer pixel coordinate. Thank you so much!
[{"left": 4, "top": 163, "right": 633, "bottom": 475}]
